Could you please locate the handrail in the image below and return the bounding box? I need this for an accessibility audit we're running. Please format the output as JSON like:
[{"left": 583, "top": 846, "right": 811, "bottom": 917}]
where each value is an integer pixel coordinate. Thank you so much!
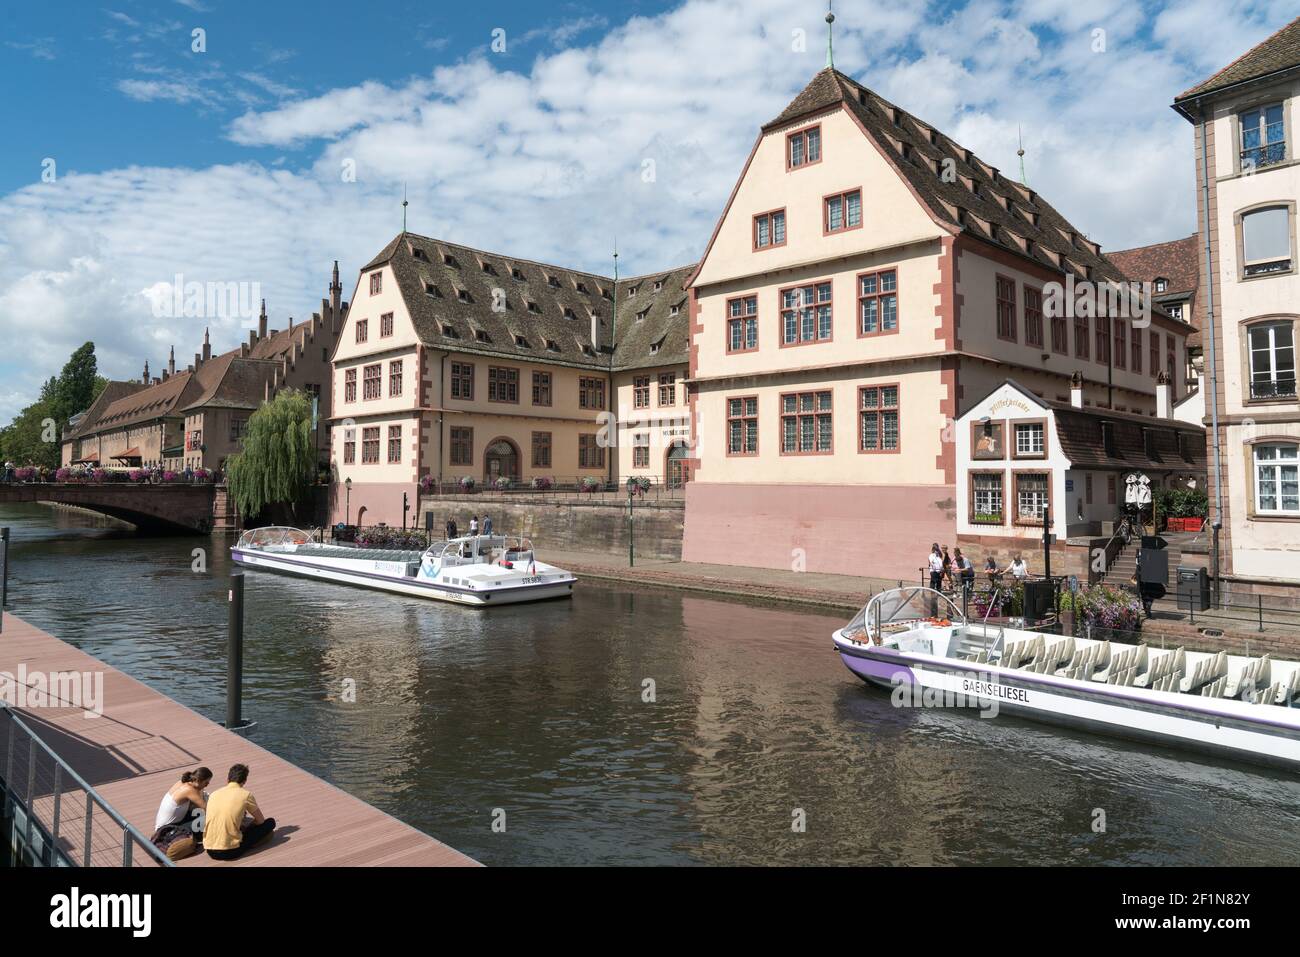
[{"left": 1, "top": 701, "right": 173, "bottom": 867}]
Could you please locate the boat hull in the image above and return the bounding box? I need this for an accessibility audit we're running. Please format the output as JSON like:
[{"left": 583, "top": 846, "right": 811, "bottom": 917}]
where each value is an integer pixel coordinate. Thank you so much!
[
  {"left": 231, "top": 548, "right": 575, "bottom": 606},
  {"left": 836, "top": 639, "right": 1300, "bottom": 772}
]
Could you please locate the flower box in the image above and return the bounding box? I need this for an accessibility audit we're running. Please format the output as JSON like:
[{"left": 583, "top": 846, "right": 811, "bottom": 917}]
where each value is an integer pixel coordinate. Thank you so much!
[{"left": 1181, "top": 518, "right": 1203, "bottom": 532}]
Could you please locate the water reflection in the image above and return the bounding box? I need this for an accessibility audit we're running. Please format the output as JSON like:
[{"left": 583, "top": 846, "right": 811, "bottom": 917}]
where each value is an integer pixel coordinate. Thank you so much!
[{"left": 3, "top": 502, "right": 1298, "bottom": 865}]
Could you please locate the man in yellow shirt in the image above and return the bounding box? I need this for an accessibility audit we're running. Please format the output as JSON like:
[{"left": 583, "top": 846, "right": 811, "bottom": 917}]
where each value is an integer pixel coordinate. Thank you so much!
[{"left": 203, "top": 764, "right": 276, "bottom": 861}]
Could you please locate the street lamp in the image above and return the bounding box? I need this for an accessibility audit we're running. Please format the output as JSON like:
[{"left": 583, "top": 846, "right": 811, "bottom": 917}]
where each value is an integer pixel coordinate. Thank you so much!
[{"left": 345, "top": 476, "right": 352, "bottom": 526}]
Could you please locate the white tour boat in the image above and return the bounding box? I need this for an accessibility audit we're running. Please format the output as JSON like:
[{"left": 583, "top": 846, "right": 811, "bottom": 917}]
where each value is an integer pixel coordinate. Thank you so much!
[
  {"left": 232, "top": 526, "right": 576, "bottom": 606},
  {"left": 834, "top": 587, "right": 1300, "bottom": 771}
]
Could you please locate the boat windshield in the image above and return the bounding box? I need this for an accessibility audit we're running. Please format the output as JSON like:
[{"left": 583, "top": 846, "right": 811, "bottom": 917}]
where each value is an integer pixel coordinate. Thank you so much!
[
  {"left": 843, "top": 587, "right": 967, "bottom": 644},
  {"left": 236, "top": 526, "right": 313, "bottom": 549},
  {"left": 427, "top": 535, "right": 536, "bottom": 565}
]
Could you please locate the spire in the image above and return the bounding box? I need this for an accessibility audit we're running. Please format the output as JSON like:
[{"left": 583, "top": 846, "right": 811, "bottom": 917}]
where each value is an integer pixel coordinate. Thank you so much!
[
  {"left": 258, "top": 298, "right": 268, "bottom": 341},
  {"left": 825, "top": 0, "right": 835, "bottom": 69},
  {"left": 142, "top": 359, "right": 150, "bottom": 384},
  {"left": 202, "top": 327, "right": 211, "bottom": 361},
  {"left": 1017, "top": 125, "right": 1028, "bottom": 185},
  {"left": 168, "top": 346, "right": 175, "bottom": 376}
]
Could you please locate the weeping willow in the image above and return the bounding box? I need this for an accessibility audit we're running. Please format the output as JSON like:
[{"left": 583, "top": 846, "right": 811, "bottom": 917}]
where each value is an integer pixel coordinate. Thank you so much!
[{"left": 225, "top": 389, "right": 314, "bottom": 521}]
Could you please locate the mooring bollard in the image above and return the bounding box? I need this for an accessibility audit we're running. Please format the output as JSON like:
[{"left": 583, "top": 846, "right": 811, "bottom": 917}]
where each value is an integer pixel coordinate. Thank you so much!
[
  {"left": 0, "top": 526, "right": 9, "bottom": 634},
  {"left": 227, "top": 570, "right": 244, "bottom": 731}
]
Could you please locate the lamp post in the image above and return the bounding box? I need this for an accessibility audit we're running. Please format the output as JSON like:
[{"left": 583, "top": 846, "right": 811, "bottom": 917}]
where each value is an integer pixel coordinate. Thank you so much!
[{"left": 345, "top": 477, "right": 352, "bottom": 526}]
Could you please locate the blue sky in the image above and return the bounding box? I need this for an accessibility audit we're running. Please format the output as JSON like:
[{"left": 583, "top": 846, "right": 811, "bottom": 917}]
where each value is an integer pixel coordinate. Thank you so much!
[{"left": 0, "top": 0, "right": 1295, "bottom": 426}]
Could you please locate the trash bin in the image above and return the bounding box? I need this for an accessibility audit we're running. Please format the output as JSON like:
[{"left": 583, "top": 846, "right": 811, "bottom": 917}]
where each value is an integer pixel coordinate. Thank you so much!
[
  {"left": 1177, "top": 565, "right": 1210, "bottom": 612},
  {"left": 1023, "top": 579, "right": 1055, "bottom": 621}
]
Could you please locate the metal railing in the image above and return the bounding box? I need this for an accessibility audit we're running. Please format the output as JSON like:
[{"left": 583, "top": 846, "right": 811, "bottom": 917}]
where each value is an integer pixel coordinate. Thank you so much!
[
  {"left": 417, "top": 474, "right": 686, "bottom": 503},
  {"left": 1249, "top": 378, "right": 1298, "bottom": 401},
  {"left": 1, "top": 703, "right": 172, "bottom": 867}
]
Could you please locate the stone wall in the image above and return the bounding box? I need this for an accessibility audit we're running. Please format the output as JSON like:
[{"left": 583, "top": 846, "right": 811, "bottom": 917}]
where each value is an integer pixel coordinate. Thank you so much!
[{"left": 417, "top": 494, "right": 684, "bottom": 560}]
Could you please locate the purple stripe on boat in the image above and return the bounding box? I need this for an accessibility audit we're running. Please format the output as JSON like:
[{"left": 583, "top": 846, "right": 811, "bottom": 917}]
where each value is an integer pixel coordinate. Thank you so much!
[{"left": 840, "top": 652, "right": 914, "bottom": 686}]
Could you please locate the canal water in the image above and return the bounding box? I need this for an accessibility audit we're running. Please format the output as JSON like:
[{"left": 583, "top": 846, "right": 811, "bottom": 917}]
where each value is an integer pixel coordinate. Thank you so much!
[{"left": 3, "top": 502, "right": 1299, "bottom": 865}]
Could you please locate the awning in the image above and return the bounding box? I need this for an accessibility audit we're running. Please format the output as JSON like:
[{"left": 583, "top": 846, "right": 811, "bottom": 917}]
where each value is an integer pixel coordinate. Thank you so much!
[
  {"left": 161, "top": 445, "right": 184, "bottom": 458},
  {"left": 110, "top": 448, "right": 142, "bottom": 460},
  {"left": 70, "top": 454, "right": 100, "bottom": 464}
]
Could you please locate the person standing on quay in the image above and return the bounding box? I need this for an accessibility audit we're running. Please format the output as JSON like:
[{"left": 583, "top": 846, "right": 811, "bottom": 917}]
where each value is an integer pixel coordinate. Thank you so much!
[
  {"left": 926, "top": 544, "right": 944, "bottom": 591},
  {"left": 469, "top": 515, "right": 479, "bottom": 537},
  {"left": 483, "top": 515, "right": 493, "bottom": 536},
  {"left": 446, "top": 515, "right": 458, "bottom": 540}
]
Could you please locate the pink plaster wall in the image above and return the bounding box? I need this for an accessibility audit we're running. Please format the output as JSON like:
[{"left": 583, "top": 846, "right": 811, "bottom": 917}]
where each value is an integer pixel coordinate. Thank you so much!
[
  {"left": 682, "top": 482, "right": 957, "bottom": 579},
  {"left": 331, "top": 481, "right": 415, "bottom": 528}
]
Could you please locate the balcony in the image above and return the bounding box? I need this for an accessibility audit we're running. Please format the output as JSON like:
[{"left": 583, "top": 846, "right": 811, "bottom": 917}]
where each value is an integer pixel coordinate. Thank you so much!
[{"left": 1250, "top": 377, "right": 1298, "bottom": 401}]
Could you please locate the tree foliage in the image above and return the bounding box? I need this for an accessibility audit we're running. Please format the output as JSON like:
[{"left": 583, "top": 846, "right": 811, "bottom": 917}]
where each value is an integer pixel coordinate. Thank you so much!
[
  {"left": 0, "top": 342, "right": 105, "bottom": 469},
  {"left": 225, "top": 389, "right": 315, "bottom": 520}
]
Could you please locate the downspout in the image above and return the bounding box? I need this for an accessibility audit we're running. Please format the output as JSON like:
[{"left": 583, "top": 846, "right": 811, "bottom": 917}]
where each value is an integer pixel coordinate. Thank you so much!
[
  {"left": 1198, "top": 104, "right": 1224, "bottom": 605},
  {"left": 438, "top": 352, "right": 447, "bottom": 493}
]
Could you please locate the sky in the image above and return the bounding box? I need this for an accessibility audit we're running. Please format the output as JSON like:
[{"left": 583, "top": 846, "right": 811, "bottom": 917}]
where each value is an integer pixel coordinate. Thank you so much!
[{"left": 0, "top": 0, "right": 1295, "bottom": 426}]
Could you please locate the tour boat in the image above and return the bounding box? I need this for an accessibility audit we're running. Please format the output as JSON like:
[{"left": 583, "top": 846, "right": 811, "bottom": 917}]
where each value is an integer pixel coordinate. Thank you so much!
[
  {"left": 232, "top": 526, "right": 576, "bottom": 606},
  {"left": 833, "top": 587, "right": 1300, "bottom": 771}
]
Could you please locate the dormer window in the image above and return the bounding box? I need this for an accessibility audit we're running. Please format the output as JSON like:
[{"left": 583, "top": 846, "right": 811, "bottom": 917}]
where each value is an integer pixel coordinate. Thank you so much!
[
  {"left": 563, "top": 307, "right": 577, "bottom": 320},
  {"left": 575, "top": 281, "right": 588, "bottom": 294},
  {"left": 653, "top": 279, "right": 663, "bottom": 292},
  {"left": 412, "top": 248, "right": 427, "bottom": 261},
  {"left": 1154, "top": 277, "right": 1168, "bottom": 293},
  {"left": 511, "top": 267, "right": 525, "bottom": 281},
  {"left": 581, "top": 344, "right": 596, "bottom": 357},
  {"left": 480, "top": 261, "right": 498, "bottom": 276},
  {"left": 545, "top": 339, "right": 560, "bottom": 353},
  {"left": 475, "top": 329, "right": 491, "bottom": 343},
  {"left": 600, "top": 286, "right": 612, "bottom": 300},
  {"left": 441, "top": 324, "right": 459, "bottom": 339},
  {"left": 425, "top": 283, "right": 442, "bottom": 298},
  {"left": 457, "top": 289, "right": 473, "bottom": 303},
  {"left": 547, "top": 275, "right": 560, "bottom": 288},
  {"left": 649, "top": 336, "right": 665, "bottom": 356},
  {"left": 636, "top": 308, "right": 649, "bottom": 322},
  {"left": 526, "top": 300, "right": 541, "bottom": 314},
  {"left": 669, "top": 302, "right": 682, "bottom": 317},
  {"left": 628, "top": 284, "right": 640, "bottom": 297},
  {"left": 787, "top": 125, "right": 822, "bottom": 170},
  {"left": 514, "top": 334, "right": 530, "bottom": 348}
]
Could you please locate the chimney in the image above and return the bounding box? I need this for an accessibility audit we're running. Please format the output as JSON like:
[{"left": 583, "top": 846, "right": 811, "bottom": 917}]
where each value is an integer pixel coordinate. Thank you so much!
[
  {"left": 142, "top": 359, "right": 150, "bottom": 385},
  {"left": 194, "top": 352, "right": 201, "bottom": 371},
  {"left": 258, "top": 299, "right": 268, "bottom": 341},
  {"left": 1069, "top": 371, "right": 1083, "bottom": 408},
  {"left": 168, "top": 346, "right": 176, "bottom": 377},
  {"left": 1156, "top": 370, "right": 1172, "bottom": 419},
  {"left": 202, "top": 328, "right": 211, "bottom": 361},
  {"left": 248, "top": 329, "right": 257, "bottom": 348}
]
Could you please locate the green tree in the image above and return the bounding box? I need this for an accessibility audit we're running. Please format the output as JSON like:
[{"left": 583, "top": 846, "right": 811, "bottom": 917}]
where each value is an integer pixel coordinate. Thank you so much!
[
  {"left": 50, "top": 342, "right": 100, "bottom": 425},
  {"left": 0, "top": 342, "right": 107, "bottom": 469},
  {"left": 225, "top": 389, "right": 315, "bottom": 521}
]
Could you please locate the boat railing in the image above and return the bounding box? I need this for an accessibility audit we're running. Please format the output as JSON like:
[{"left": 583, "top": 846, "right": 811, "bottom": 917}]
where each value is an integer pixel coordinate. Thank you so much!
[{"left": 0, "top": 701, "right": 173, "bottom": 867}]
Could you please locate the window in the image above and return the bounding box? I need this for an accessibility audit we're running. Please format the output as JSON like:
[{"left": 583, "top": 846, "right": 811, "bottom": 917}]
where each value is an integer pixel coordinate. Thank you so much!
[
  {"left": 361, "top": 427, "right": 380, "bottom": 464},
  {"left": 1150, "top": 332, "right": 1160, "bottom": 378},
  {"left": 1240, "top": 103, "right": 1285, "bottom": 171},
  {"left": 1015, "top": 472, "right": 1049, "bottom": 523},
  {"left": 488, "top": 367, "right": 519, "bottom": 403},
  {"left": 781, "top": 281, "right": 833, "bottom": 345},
  {"left": 362, "top": 364, "right": 381, "bottom": 400},
  {"left": 1131, "top": 328, "right": 1142, "bottom": 373},
  {"left": 387, "top": 425, "right": 402, "bottom": 464},
  {"left": 1095, "top": 315, "right": 1110, "bottom": 364},
  {"left": 780, "top": 391, "right": 833, "bottom": 454},
  {"left": 1107, "top": 474, "right": 1117, "bottom": 506},
  {"left": 1168, "top": 303, "right": 1184, "bottom": 322},
  {"left": 380, "top": 312, "right": 393, "bottom": 337},
  {"left": 229, "top": 417, "right": 247, "bottom": 442},
  {"left": 1013, "top": 421, "right": 1045, "bottom": 458},
  {"left": 632, "top": 434, "right": 650, "bottom": 469},
  {"left": 355, "top": 319, "right": 368, "bottom": 344},
  {"left": 753, "top": 209, "right": 787, "bottom": 250},
  {"left": 996, "top": 275, "right": 1017, "bottom": 341},
  {"left": 531, "top": 431, "right": 551, "bottom": 468},
  {"left": 1240, "top": 205, "right": 1293, "bottom": 276},
  {"left": 727, "top": 396, "right": 758, "bottom": 455},
  {"left": 787, "top": 125, "right": 821, "bottom": 169},
  {"left": 579, "top": 377, "right": 606, "bottom": 410},
  {"left": 727, "top": 295, "right": 758, "bottom": 352},
  {"left": 578, "top": 434, "right": 605, "bottom": 469},
  {"left": 1248, "top": 320, "right": 1297, "bottom": 399},
  {"left": 450, "top": 427, "right": 473, "bottom": 466},
  {"left": 344, "top": 368, "right": 357, "bottom": 403},
  {"left": 1051, "top": 309, "right": 1068, "bottom": 355},
  {"left": 1254, "top": 444, "right": 1299, "bottom": 514},
  {"left": 1154, "top": 278, "right": 1168, "bottom": 293},
  {"left": 971, "top": 473, "right": 1003, "bottom": 525},
  {"left": 1024, "top": 286, "right": 1043, "bottom": 348},
  {"left": 369, "top": 272, "right": 382, "bottom": 295},
  {"left": 859, "top": 385, "right": 899, "bottom": 452},
  {"left": 1074, "top": 314, "right": 1090, "bottom": 360},
  {"left": 633, "top": 376, "right": 650, "bottom": 408},
  {"left": 532, "top": 371, "right": 552, "bottom": 406},
  {"left": 1114, "top": 319, "right": 1127, "bottom": 369},
  {"left": 658, "top": 373, "right": 676, "bottom": 406},
  {"left": 450, "top": 362, "right": 474, "bottom": 400},
  {"left": 858, "top": 269, "right": 898, "bottom": 336},
  {"left": 824, "top": 189, "right": 862, "bottom": 234},
  {"left": 389, "top": 360, "right": 402, "bottom": 397},
  {"left": 343, "top": 429, "right": 355, "bottom": 464}
]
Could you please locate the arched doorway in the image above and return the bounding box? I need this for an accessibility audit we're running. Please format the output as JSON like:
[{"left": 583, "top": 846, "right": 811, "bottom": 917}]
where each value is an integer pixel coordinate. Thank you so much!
[
  {"left": 484, "top": 437, "right": 520, "bottom": 483},
  {"left": 665, "top": 441, "right": 691, "bottom": 489}
]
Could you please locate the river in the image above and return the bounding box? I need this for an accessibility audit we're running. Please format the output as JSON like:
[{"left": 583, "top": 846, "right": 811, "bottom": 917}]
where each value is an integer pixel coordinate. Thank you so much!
[{"left": 3, "top": 502, "right": 1298, "bottom": 865}]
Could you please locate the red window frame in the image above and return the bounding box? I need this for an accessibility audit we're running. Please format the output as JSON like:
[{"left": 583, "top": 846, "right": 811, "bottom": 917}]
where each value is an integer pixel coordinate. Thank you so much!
[
  {"left": 726, "top": 395, "right": 759, "bottom": 456},
  {"left": 1095, "top": 316, "right": 1111, "bottom": 364},
  {"left": 1114, "top": 320, "right": 1127, "bottom": 369},
  {"left": 361, "top": 427, "right": 380, "bottom": 464},
  {"left": 633, "top": 376, "right": 650, "bottom": 408},
  {"left": 1150, "top": 333, "right": 1160, "bottom": 378},
  {"left": 578, "top": 434, "right": 605, "bottom": 469},
  {"left": 752, "top": 209, "right": 787, "bottom": 251},
  {"left": 387, "top": 424, "right": 402, "bottom": 464},
  {"left": 1051, "top": 312, "right": 1068, "bottom": 355},
  {"left": 1131, "top": 328, "right": 1143, "bottom": 373},
  {"left": 779, "top": 390, "right": 834, "bottom": 455},
  {"left": 786, "top": 124, "right": 822, "bottom": 170},
  {"left": 532, "top": 371, "right": 552, "bottom": 406},
  {"left": 726, "top": 295, "right": 758, "bottom": 353},
  {"left": 858, "top": 384, "right": 900, "bottom": 453},
  {"left": 1074, "top": 314, "right": 1090, "bottom": 360},
  {"left": 388, "top": 359, "right": 402, "bottom": 397},
  {"left": 380, "top": 312, "right": 393, "bottom": 337},
  {"left": 658, "top": 373, "right": 676, "bottom": 407},
  {"left": 579, "top": 377, "right": 606, "bottom": 410},
  {"left": 857, "top": 268, "right": 898, "bottom": 338},
  {"left": 343, "top": 431, "right": 355, "bottom": 464},
  {"left": 344, "top": 368, "right": 356, "bottom": 403},
  {"left": 488, "top": 367, "right": 519, "bottom": 403},
  {"left": 450, "top": 361, "right": 474, "bottom": 400},
  {"left": 823, "top": 188, "right": 863, "bottom": 235},
  {"left": 450, "top": 427, "right": 473, "bottom": 466},
  {"left": 1024, "top": 286, "right": 1043, "bottom": 349},
  {"left": 779, "top": 279, "right": 834, "bottom": 347},
  {"left": 995, "top": 275, "right": 1017, "bottom": 342},
  {"left": 369, "top": 272, "right": 382, "bottom": 295},
  {"left": 355, "top": 319, "right": 368, "bottom": 344},
  {"left": 362, "top": 363, "right": 381, "bottom": 401},
  {"left": 531, "top": 431, "right": 551, "bottom": 468},
  {"left": 632, "top": 433, "right": 650, "bottom": 468}
]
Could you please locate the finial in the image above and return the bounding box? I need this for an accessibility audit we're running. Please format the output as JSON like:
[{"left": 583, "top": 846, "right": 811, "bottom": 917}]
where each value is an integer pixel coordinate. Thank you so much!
[
  {"left": 1017, "top": 125, "right": 1028, "bottom": 185},
  {"left": 402, "top": 182, "right": 409, "bottom": 233},
  {"left": 826, "top": 0, "right": 835, "bottom": 69}
]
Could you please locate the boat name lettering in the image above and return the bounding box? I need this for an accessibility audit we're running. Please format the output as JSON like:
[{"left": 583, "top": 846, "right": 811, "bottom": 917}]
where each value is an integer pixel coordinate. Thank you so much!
[{"left": 962, "top": 677, "right": 1028, "bottom": 702}]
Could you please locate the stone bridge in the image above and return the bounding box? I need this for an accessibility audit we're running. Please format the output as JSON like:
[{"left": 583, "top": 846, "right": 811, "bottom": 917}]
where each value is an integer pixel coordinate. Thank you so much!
[{"left": 0, "top": 482, "right": 235, "bottom": 533}]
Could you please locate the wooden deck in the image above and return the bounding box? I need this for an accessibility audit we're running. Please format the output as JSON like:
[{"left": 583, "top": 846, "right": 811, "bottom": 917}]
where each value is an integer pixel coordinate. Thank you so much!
[{"left": 0, "top": 614, "right": 477, "bottom": 867}]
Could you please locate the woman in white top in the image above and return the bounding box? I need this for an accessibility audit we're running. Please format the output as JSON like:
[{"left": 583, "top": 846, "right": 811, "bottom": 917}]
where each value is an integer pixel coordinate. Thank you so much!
[
  {"left": 154, "top": 767, "right": 211, "bottom": 832},
  {"left": 1005, "top": 556, "right": 1029, "bottom": 580}
]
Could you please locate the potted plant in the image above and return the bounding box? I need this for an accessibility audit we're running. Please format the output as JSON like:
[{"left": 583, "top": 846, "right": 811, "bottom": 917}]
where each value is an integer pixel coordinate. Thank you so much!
[
  {"left": 1058, "top": 589, "right": 1076, "bottom": 636},
  {"left": 530, "top": 476, "right": 552, "bottom": 491},
  {"left": 459, "top": 476, "right": 476, "bottom": 492},
  {"left": 494, "top": 475, "right": 514, "bottom": 491},
  {"left": 419, "top": 474, "right": 436, "bottom": 493},
  {"left": 580, "top": 476, "right": 602, "bottom": 493}
]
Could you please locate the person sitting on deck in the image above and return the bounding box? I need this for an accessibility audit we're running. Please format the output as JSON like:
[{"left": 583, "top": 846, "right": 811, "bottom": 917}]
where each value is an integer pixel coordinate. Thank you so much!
[
  {"left": 151, "top": 766, "right": 211, "bottom": 861},
  {"left": 204, "top": 764, "right": 276, "bottom": 861}
]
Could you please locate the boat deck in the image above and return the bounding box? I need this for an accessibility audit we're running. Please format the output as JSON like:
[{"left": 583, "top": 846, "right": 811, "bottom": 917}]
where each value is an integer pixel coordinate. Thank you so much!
[{"left": 0, "top": 614, "right": 477, "bottom": 867}]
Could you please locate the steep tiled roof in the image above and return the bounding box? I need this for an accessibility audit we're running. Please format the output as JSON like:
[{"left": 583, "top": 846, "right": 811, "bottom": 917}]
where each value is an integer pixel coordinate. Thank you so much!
[
  {"left": 62, "top": 380, "right": 148, "bottom": 442},
  {"left": 364, "top": 232, "right": 692, "bottom": 371},
  {"left": 1049, "top": 400, "right": 1206, "bottom": 472},
  {"left": 611, "top": 265, "right": 694, "bottom": 370},
  {"left": 1106, "top": 235, "right": 1202, "bottom": 348},
  {"left": 1176, "top": 16, "right": 1300, "bottom": 103},
  {"left": 758, "top": 69, "right": 1178, "bottom": 324},
  {"left": 180, "top": 356, "right": 281, "bottom": 412}
]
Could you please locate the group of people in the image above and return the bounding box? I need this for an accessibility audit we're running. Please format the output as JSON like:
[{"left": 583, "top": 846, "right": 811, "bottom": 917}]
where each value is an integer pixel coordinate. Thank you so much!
[
  {"left": 151, "top": 763, "right": 276, "bottom": 862},
  {"left": 925, "top": 543, "right": 1029, "bottom": 597},
  {"left": 443, "top": 514, "right": 493, "bottom": 540}
]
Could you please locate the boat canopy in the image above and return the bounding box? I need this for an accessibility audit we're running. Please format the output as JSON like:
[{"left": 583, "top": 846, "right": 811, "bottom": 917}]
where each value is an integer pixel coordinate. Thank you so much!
[
  {"left": 425, "top": 535, "right": 536, "bottom": 565},
  {"left": 844, "top": 587, "right": 967, "bottom": 645},
  {"left": 237, "top": 526, "right": 313, "bottom": 549}
]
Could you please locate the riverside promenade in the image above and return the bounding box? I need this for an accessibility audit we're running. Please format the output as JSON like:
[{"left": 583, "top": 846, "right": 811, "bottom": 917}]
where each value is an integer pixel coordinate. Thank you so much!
[{"left": 0, "top": 613, "right": 476, "bottom": 867}]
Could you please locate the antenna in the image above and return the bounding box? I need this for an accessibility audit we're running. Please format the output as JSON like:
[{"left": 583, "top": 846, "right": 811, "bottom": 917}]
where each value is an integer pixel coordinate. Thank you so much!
[{"left": 826, "top": 1, "right": 836, "bottom": 70}]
